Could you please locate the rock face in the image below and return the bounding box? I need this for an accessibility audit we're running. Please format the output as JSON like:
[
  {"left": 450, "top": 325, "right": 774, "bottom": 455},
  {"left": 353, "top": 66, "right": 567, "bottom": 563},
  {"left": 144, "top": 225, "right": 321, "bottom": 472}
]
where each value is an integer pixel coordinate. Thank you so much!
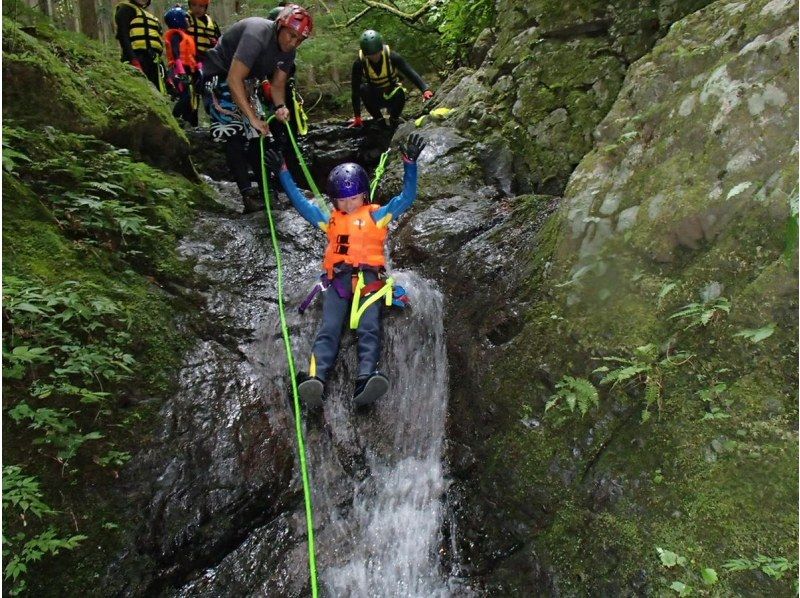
[
  {"left": 390, "top": 0, "right": 797, "bottom": 594},
  {"left": 426, "top": 0, "right": 717, "bottom": 196}
]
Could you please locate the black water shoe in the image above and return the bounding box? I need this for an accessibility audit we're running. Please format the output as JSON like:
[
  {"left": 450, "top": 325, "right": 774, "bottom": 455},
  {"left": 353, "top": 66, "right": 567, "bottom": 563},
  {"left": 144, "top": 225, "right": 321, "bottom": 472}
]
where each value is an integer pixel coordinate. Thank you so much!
[
  {"left": 353, "top": 372, "right": 389, "bottom": 407},
  {"left": 297, "top": 373, "right": 325, "bottom": 410},
  {"left": 241, "top": 187, "right": 263, "bottom": 214}
]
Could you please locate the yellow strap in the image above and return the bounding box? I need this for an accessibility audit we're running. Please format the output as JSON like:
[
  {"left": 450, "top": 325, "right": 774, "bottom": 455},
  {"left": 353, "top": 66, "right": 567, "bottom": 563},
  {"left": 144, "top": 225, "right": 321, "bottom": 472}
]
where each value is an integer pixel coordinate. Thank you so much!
[
  {"left": 292, "top": 87, "right": 309, "bottom": 136},
  {"left": 157, "top": 62, "right": 167, "bottom": 95},
  {"left": 349, "top": 272, "right": 393, "bottom": 329},
  {"left": 383, "top": 85, "right": 404, "bottom": 100}
]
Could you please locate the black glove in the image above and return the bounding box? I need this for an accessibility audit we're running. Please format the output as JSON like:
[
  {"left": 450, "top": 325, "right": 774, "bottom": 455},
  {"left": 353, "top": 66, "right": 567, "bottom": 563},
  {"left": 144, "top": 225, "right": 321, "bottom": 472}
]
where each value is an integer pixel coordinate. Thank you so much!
[
  {"left": 400, "top": 133, "right": 426, "bottom": 162},
  {"left": 264, "top": 148, "right": 286, "bottom": 174}
]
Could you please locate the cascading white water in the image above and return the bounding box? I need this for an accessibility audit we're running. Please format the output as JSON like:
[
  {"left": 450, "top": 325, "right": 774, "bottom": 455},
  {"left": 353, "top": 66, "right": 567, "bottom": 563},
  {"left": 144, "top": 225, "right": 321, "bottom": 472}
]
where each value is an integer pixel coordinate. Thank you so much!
[{"left": 304, "top": 270, "right": 458, "bottom": 597}]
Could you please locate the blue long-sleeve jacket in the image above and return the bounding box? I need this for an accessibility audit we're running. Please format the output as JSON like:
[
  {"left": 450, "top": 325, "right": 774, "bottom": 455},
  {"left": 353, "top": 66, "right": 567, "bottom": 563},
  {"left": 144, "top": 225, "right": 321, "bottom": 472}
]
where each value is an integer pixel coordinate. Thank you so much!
[{"left": 277, "top": 160, "right": 418, "bottom": 233}]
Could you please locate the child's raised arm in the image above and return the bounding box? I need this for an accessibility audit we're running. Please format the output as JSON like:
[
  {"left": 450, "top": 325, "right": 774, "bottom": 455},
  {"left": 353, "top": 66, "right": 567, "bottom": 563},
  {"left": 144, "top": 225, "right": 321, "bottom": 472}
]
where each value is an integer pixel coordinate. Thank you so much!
[
  {"left": 265, "top": 148, "right": 330, "bottom": 230},
  {"left": 372, "top": 133, "right": 426, "bottom": 228}
]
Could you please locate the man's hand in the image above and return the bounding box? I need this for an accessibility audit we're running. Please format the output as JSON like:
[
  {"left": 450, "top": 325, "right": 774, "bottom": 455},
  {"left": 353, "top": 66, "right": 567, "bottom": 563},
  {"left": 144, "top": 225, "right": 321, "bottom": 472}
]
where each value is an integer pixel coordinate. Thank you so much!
[
  {"left": 250, "top": 117, "right": 271, "bottom": 137},
  {"left": 400, "top": 133, "right": 426, "bottom": 162},
  {"left": 347, "top": 116, "right": 363, "bottom": 128},
  {"left": 422, "top": 89, "right": 434, "bottom": 101},
  {"left": 274, "top": 105, "right": 291, "bottom": 122},
  {"left": 264, "top": 148, "right": 286, "bottom": 174}
]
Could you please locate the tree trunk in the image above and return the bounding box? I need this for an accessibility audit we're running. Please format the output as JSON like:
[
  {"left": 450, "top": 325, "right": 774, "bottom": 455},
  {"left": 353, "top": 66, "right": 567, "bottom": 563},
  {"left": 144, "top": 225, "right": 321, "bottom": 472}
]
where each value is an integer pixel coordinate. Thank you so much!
[{"left": 79, "top": 0, "right": 99, "bottom": 39}]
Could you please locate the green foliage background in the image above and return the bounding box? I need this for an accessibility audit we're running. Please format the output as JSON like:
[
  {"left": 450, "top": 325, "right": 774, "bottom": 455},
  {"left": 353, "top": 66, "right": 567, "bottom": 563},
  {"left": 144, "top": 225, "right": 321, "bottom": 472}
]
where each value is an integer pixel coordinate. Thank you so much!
[
  {"left": 241, "top": 0, "right": 493, "bottom": 113},
  {"left": 2, "top": 3, "right": 212, "bottom": 593}
]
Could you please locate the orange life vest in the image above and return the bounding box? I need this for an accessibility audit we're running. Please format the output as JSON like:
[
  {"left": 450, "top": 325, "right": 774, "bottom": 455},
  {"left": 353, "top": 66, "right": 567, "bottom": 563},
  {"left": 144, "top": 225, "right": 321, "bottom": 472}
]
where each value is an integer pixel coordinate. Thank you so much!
[
  {"left": 322, "top": 204, "right": 387, "bottom": 277},
  {"left": 164, "top": 29, "right": 198, "bottom": 70}
]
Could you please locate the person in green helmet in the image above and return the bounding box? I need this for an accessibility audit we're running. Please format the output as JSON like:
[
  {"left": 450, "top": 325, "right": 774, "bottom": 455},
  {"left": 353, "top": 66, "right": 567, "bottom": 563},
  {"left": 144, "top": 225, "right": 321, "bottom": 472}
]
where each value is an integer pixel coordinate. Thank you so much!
[{"left": 349, "top": 29, "right": 434, "bottom": 129}]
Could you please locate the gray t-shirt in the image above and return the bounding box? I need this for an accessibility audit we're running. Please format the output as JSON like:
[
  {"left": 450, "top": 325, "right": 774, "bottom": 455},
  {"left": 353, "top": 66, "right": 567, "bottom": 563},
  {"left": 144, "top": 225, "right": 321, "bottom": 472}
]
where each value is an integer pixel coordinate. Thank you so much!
[{"left": 204, "top": 17, "right": 295, "bottom": 79}]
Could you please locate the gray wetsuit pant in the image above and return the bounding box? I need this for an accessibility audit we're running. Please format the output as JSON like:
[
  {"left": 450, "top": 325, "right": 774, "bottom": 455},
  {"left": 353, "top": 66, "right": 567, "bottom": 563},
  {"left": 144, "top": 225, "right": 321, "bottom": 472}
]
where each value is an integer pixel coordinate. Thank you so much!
[{"left": 312, "top": 269, "right": 382, "bottom": 381}]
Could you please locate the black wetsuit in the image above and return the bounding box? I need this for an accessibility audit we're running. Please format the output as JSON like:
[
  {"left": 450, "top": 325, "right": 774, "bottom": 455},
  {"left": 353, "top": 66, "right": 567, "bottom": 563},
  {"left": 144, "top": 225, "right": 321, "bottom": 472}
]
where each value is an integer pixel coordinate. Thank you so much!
[
  {"left": 115, "top": 3, "right": 162, "bottom": 89},
  {"left": 351, "top": 51, "right": 429, "bottom": 122}
]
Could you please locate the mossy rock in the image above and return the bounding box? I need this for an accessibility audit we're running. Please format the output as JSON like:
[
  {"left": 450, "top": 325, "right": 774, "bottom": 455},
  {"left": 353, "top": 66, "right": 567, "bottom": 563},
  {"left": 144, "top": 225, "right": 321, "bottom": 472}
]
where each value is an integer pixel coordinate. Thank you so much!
[{"left": 2, "top": 17, "right": 194, "bottom": 177}]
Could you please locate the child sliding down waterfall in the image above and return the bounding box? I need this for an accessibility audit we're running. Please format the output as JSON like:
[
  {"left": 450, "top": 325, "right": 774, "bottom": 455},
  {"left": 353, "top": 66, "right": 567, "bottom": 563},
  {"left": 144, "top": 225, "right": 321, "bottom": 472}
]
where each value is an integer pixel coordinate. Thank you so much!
[{"left": 264, "top": 134, "right": 426, "bottom": 409}]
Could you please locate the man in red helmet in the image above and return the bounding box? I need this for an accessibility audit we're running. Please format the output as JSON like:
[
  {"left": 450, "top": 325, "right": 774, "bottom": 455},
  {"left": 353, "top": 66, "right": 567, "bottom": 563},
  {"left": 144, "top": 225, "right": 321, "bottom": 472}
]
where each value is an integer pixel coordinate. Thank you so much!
[{"left": 202, "top": 6, "right": 312, "bottom": 212}]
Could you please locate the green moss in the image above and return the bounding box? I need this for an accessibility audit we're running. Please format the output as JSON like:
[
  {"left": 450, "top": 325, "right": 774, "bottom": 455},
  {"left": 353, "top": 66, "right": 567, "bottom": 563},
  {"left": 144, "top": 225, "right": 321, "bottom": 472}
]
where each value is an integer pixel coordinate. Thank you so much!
[
  {"left": 3, "top": 104, "right": 206, "bottom": 592},
  {"left": 2, "top": 17, "right": 192, "bottom": 175}
]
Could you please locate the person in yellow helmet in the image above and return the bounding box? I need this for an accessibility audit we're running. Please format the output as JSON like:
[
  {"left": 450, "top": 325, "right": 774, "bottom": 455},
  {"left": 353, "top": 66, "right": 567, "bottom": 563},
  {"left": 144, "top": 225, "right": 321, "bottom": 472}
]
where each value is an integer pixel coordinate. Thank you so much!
[{"left": 114, "top": 0, "right": 164, "bottom": 89}]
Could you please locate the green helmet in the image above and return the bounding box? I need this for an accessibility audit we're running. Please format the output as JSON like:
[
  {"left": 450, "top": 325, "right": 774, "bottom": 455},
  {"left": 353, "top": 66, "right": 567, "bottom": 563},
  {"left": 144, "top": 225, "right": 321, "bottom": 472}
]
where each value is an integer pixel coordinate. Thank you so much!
[
  {"left": 359, "top": 30, "right": 383, "bottom": 55},
  {"left": 267, "top": 6, "right": 282, "bottom": 20}
]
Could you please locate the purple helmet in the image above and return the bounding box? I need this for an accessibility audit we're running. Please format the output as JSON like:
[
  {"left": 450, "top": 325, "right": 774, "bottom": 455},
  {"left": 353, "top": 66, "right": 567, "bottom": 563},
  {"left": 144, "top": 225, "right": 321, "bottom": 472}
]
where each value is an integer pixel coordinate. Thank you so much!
[{"left": 326, "top": 163, "right": 369, "bottom": 201}]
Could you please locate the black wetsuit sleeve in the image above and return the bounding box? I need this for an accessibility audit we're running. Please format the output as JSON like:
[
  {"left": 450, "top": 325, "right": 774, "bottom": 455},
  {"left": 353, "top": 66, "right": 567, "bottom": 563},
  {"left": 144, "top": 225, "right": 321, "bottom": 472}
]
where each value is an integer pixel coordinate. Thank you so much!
[
  {"left": 351, "top": 59, "right": 363, "bottom": 115},
  {"left": 390, "top": 51, "right": 428, "bottom": 92},
  {"left": 115, "top": 5, "right": 136, "bottom": 62}
]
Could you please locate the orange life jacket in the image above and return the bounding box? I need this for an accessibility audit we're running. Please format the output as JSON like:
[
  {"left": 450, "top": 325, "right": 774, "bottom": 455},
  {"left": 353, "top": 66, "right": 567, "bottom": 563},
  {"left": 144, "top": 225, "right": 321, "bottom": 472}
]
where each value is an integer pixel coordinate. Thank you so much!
[
  {"left": 164, "top": 29, "right": 198, "bottom": 70},
  {"left": 322, "top": 204, "right": 387, "bottom": 277}
]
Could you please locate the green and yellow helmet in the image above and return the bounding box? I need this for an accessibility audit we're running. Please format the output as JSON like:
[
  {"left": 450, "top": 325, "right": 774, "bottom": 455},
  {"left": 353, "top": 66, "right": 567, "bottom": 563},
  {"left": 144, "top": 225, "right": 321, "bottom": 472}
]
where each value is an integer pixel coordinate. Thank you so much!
[{"left": 359, "top": 29, "right": 383, "bottom": 54}]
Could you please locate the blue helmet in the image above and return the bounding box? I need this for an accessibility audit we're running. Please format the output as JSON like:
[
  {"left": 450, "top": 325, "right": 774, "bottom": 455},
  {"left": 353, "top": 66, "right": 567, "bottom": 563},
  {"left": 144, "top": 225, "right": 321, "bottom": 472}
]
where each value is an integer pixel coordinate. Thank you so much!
[
  {"left": 164, "top": 5, "right": 188, "bottom": 29},
  {"left": 327, "top": 163, "right": 369, "bottom": 201}
]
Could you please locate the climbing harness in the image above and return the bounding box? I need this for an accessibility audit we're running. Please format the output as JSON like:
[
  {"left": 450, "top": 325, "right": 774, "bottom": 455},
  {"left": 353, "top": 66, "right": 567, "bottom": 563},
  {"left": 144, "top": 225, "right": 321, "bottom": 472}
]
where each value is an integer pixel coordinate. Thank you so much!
[
  {"left": 349, "top": 271, "right": 394, "bottom": 329},
  {"left": 369, "top": 148, "right": 391, "bottom": 201},
  {"left": 258, "top": 124, "right": 319, "bottom": 598},
  {"left": 359, "top": 44, "right": 399, "bottom": 90},
  {"left": 298, "top": 271, "right": 410, "bottom": 318}
]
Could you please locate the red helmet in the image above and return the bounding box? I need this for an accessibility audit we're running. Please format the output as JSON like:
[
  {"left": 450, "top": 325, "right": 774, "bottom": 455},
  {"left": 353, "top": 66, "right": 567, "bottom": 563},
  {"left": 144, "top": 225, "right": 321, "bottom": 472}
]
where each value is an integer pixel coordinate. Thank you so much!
[{"left": 277, "top": 5, "right": 313, "bottom": 38}]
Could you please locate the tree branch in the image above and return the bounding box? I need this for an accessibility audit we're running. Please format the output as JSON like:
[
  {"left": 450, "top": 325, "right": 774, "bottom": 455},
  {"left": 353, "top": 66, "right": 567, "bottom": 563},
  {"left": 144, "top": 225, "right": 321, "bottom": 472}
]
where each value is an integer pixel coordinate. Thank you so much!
[{"left": 342, "top": 0, "right": 438, "bottom": 26}]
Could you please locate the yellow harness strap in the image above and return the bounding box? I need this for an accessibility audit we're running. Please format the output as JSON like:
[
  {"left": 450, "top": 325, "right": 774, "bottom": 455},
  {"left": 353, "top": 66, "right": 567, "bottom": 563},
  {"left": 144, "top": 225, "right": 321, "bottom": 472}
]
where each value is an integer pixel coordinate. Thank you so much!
[
  {"left": 157, "top": 62, "right": 167, "bottom": 95},
  {"left": 349, "top": 272, "right": 393, "bottom": 329},
  {"left": 292, "top": 86, "right": 309, "bottom": 135}
]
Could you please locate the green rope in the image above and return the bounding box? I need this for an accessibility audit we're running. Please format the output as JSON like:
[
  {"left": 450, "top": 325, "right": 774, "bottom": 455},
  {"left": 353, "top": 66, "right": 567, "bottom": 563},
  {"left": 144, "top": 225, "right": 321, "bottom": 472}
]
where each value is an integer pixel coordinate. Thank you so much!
[
  {"left": 284, "top": 122, "right": 330, "bottom": 220},
  {"left": 369, "top": 149, "right": 391, "bottom": 201},
  {"left": 258, "top": 127, "right": 319, "bottom": 598}
]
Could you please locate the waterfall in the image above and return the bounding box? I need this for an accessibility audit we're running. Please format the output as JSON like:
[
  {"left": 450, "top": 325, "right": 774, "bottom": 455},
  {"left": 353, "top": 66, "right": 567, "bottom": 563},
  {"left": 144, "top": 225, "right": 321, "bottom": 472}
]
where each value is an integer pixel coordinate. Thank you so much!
[{"left": 308, "top": 271, "right": 454, "bottom": 596}]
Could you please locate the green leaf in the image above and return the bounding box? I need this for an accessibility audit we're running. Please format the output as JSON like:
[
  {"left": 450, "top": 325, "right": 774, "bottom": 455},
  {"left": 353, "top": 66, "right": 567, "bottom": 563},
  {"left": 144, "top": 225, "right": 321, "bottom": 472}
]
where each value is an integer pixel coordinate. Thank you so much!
[
  {"left": 12, "top": 303, "right": 45, "bottom": 314},
  {"left": 658, "top": 282, "right": 677, "bottom": 304},
  {"left": 657, "top": 547, "right": 676, "bottom": 567},
  {"left": 669, "top": 580, "right": 692, "bottom": 596},
  {"left": 657, "top": 547, "right": 687, "bottom": 568},
  {"left": 733, "top": 324, "right": 775, "bottom": 343},
  {"left": 4, "top": 558, "right": 26, "bottom": 581},
  {"left": 700, "top": 567, "right": 718, "bottom": 585},
  {"left": 600, "top": 365, "right": 649, "bottom": 386}
]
